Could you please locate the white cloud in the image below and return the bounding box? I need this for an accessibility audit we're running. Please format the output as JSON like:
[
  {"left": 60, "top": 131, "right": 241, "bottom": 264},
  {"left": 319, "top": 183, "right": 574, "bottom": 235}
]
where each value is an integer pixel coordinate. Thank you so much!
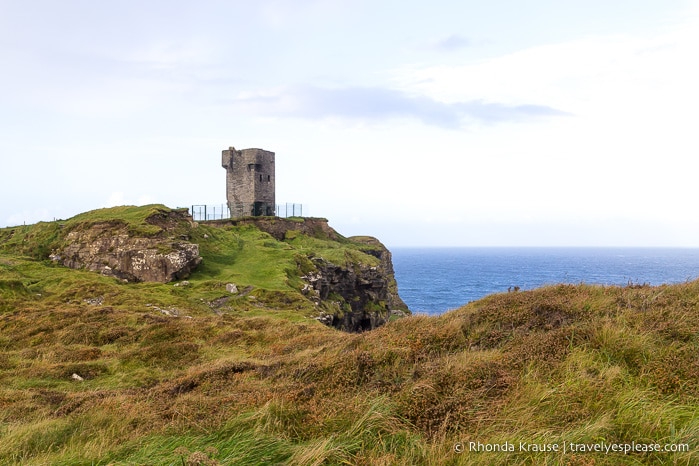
[
  {"left": 375, "top": 16, "right": 699, "bottom": 228},
  {"left": 393, "top": 13, "right": 699, "bottom": 116},
  {"left": 230, "top": 85, "right": 566, "bottom": 128}
]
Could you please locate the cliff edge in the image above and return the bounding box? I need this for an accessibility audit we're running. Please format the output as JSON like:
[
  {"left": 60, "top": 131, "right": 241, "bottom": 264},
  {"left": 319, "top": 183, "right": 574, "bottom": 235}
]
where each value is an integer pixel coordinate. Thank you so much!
[
  {"left": 0, "top": 206, "right": 409, "bottom": 332},
  {"left": 199, "top": 216, "right": 410, "bottom": 332}
]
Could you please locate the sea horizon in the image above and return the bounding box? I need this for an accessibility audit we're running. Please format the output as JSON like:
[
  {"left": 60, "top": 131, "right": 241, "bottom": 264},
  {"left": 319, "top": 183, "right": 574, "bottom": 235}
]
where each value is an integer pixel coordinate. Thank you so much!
[{"left": 390, "top": 246, "right": 699, "bottom": 315}]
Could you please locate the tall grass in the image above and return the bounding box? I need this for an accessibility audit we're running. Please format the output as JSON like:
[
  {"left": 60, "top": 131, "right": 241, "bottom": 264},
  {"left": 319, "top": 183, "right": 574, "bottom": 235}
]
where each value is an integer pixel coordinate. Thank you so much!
[{"left": 1, "top": 208, "right": 698, "bottom": 464}]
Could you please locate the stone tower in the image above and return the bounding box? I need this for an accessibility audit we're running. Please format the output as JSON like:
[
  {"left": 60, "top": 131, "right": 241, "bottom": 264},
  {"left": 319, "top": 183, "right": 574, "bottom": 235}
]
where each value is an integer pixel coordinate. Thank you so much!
[{"left": 221, "top": 146, "right": 275, "bottom": 217}]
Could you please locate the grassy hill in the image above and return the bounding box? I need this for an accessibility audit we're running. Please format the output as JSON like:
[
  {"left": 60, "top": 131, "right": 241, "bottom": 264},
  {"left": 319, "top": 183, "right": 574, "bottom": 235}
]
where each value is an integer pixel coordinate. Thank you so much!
[{"left": 1, "top": 207, "right": 698, "bottom": 465}]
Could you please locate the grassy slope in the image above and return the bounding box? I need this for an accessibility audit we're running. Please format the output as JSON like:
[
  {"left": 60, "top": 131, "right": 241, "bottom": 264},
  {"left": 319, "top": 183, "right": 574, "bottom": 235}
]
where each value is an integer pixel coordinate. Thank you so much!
[
  {"left": 1, "top": 207, "right": 698, "bottom": 465},
  {"left": 0, "top": 205, "right": 173, "bottom": 261}
]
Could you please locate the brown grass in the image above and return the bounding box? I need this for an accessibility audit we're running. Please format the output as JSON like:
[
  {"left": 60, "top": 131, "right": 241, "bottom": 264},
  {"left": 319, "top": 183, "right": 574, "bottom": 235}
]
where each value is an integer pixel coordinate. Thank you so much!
[{"left": 1, "top": 273, "right": 699, "bottom": 464}]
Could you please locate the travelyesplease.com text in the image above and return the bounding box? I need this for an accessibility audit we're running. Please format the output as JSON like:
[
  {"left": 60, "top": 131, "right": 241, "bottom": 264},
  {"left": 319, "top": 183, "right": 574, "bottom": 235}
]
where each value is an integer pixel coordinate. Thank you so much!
[{"left": 455, "top": 441, "right": 690, "bottom": 455}]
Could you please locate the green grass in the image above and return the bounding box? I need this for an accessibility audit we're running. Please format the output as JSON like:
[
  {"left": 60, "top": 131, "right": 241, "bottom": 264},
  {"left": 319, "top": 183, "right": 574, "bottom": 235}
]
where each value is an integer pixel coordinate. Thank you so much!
[
  {"left": 0, "top": 205, "right": 175, "bottom": 260},
  {"left": 64, "top": 204, "right": 173, "bottom": 232},
  {"left": 1, "top": 207, "right": 698, "bottom": 464}
]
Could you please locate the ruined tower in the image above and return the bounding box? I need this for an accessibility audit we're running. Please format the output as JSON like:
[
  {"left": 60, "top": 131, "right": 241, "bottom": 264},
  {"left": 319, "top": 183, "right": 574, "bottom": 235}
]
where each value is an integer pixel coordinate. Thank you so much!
[{"left": 221, "top": 146, "right": 275, "bottom": 217}]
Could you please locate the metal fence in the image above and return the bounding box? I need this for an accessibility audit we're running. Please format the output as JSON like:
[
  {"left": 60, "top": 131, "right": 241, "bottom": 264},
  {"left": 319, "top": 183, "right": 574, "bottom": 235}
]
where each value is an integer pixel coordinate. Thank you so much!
[
  {"left": 189, "top": 204, "right": 230, "bottom": 221},
  {"left": 276, "top": 203, "right": 304, "bottom": 218},
  {"left": 189, "top": 203, "right": 304, "bottom": 221}
]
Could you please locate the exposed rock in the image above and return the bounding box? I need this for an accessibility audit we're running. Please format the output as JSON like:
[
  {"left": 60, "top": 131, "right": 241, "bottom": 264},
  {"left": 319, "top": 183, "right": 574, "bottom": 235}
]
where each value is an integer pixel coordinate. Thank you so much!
[
  {"left": 226, "top": 283, "right": 238, "bottom": 294},
  {"left": 52, "top": 209, "right": 201, "bottom": 283},
  {"left": 208, "top": 296, "right": 231, "bottom": 313},
  {"left": 71, "top": 373, "right": 84, "bottom": 381},
  {"left": 350, "top": 236, "right": 409, "bottom": 312},
  {"left": 238, "top": 285, "right": 254, "bottom": 297},
  {"left": 145, "top": 303, "right": 187, "bottom": 318},
  {"left": 303, "top": 259, "right": 391, "bottom": 331},
  {"left": 301, "top": 237, "right": 409, "bottom": 332},
  {"left": 314, "top": 311, "right": 334, "bottom": 326},
  {"left": 390, "top": 309, "right": 409, "bottom": 319},
  {"left": 215, "top": 216, "right": 340, "bottom": 241}
]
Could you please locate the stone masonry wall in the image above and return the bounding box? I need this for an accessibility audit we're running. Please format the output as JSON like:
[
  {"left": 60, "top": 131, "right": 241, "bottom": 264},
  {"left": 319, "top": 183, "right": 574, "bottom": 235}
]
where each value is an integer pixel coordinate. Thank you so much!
[{"left": 221, "top": 146, "right": 275, "bottom": 217}]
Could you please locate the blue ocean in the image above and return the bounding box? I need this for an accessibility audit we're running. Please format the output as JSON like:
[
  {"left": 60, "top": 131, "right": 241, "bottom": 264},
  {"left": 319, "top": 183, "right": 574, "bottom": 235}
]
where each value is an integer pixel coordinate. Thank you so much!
[{"left": 391, "top": 248, "right": 699, "bottom": 315}]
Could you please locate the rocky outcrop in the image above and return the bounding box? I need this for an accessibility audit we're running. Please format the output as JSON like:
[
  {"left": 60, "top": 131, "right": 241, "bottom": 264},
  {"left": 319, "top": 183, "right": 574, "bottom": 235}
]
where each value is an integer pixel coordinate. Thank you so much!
[
  {"left": 50, "top": 209, "right": 201, "bottom": 283},
  {"left": 217, "top": 216, "right": 340, "bottom": 242},
  {"left": 301, "top": 237, "right": 409, "bottom": 332},
  {"left": 200, "top": 216, "right": 409, "bottom": 332},
  {"left": 350, "top": 236, "right": 408, "bottom": 312}
]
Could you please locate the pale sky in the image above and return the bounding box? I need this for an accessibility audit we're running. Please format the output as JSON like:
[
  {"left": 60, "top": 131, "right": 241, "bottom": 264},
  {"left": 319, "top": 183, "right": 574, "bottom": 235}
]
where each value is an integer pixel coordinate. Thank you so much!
[{"left": 1, "top": 0, "right": 698, "bottom": 247}]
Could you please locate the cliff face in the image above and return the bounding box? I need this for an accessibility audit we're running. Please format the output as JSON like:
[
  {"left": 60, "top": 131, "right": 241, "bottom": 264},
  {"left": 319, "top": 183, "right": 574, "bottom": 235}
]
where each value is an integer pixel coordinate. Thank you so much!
[
  {"left": 50, "top": 209, "right": 202, "bottom": 283},
  {"left": 300, "top": 236, "right": 409, "bottom": 332},
  {"left": 350, "top": 236, "right": 408, "bottom": 312},
  {"left": 2, "top": 206, "right": 408, "bottom": 332},
  {"left": 204, "top": 217, "right": 409, "bottom": 332}
]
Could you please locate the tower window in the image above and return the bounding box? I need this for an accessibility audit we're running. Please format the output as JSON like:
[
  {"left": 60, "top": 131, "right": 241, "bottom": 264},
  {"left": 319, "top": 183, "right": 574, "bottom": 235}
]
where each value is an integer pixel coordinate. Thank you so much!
[
  {"left": 267, "top": 175, "right": 270, "bottom": 182},
  {"left": 259, "top": 174, "right": 262, "bottom": 182}
]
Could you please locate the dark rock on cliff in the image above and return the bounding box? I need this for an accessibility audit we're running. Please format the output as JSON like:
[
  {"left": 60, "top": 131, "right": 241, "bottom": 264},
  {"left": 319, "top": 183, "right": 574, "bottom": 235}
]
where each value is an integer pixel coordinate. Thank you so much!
[
  {"left": 50, "top": 209, "right": 202, "bottom": 283},
  {"left": 349, "top": 236, "right": 408, "bottom": 312},
  {"left": 199, "top": 216, "right": 409, "bottom": 332},
  {"left": 301, "top": 236, "right": 409, "bottom": 332}
]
